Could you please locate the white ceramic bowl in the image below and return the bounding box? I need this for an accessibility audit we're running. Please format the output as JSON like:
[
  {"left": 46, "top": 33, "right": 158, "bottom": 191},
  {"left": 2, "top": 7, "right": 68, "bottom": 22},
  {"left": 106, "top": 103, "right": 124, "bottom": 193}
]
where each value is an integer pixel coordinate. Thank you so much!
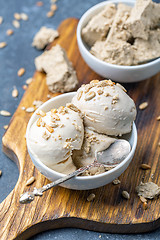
[
  {"left": 26, "top": 92, "right": 137, "bottom": 190},
  {"left": 77, "top": 0, "right": 160, "bottom": 83}
]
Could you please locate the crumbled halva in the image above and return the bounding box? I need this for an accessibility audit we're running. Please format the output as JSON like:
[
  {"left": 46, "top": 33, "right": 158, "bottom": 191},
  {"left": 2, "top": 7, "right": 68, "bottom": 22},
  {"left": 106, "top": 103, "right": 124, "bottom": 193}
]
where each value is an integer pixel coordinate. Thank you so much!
[{"left": 35, "top": 44, "right": 78, "bottom": 93}]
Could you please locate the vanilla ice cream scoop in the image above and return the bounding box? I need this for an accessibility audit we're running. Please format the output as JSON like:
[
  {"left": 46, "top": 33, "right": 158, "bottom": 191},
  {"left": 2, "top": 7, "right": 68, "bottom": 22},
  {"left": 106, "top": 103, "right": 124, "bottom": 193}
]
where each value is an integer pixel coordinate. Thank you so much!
[
  {"left": 72, "top": 80, "right": 136, "bottom": 136},
  {"left": 28, "top": 106, "right": 84, "bottom": 173},
  {"left": 72, "top": 128, "right": 116, "bottom": 175}
]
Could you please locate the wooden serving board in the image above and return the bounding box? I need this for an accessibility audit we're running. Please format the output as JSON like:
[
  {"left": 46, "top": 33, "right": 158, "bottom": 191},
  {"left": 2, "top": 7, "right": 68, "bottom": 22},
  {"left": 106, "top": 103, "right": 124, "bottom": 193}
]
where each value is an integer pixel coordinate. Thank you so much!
[{"left": 1, "top": 18, "right": 160, "bottom": 240}]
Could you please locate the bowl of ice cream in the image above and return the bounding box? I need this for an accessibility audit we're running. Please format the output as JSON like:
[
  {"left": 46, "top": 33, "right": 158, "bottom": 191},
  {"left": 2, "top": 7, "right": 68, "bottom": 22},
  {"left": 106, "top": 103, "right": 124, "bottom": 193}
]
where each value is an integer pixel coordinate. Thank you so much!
[
  {"left": 26, "top": 80, "right": 137, "bottom": 190},
  {"left": 77, "top": 0, "right": 160, "bottom": 83}
]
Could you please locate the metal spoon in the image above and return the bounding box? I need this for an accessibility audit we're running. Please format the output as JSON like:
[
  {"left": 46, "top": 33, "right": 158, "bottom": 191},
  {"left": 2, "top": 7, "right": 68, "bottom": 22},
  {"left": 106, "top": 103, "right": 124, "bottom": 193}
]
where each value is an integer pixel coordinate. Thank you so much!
[{"left": 19, "top": 139, "right": 131, "bottom": 204}]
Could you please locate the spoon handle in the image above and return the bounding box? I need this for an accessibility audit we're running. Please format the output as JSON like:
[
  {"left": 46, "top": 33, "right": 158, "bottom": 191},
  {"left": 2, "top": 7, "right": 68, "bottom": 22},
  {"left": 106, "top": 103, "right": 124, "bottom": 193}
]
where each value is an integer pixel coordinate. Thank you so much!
[
  {"left": 40, "top": 162, "right": 99, "bottom": 192},
  {"left": 19, "top": 161, "right": 101, "bottom": 204}
]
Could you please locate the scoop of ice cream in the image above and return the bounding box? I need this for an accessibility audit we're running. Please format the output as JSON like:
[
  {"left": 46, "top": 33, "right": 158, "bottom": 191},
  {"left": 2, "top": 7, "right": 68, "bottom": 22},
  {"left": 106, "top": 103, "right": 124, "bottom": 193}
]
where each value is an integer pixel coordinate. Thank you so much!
[
  {"left": 72, "top": 80, "right": 136, "bottom": 136},
  {"left": 72, "top": 128, "right": 116, "bottom": 176},
  {"left": 28, "top": 106, "right": 84, "bottom": 173},
  {"left": 48, "top": 156, "right": 76, "bottom": 175}
]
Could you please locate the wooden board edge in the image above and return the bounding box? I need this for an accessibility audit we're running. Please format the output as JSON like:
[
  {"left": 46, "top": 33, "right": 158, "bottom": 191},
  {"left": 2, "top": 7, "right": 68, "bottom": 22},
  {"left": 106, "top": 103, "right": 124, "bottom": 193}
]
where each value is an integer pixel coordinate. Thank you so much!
[{"left": 15, "top": 217, "right": 160, "bottom": 239}]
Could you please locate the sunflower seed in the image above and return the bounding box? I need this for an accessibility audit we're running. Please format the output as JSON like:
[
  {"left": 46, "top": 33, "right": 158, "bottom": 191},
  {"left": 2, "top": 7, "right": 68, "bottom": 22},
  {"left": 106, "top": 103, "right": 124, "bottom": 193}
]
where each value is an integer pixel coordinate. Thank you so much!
[
  {"left": 26, "top": 107, "right": 35, "bottom": 113},
  {"left": 17, "top": 68, "right": 25, "bottom": 77},
  {"left": 14, "top": 13, "right": 21, "bottom": 20},
  {"left": 87, "top": 193, "right": 95, "bottom": 201},
  {"left": 12, "top": 86, "right": 18, "bottom": 98},
  {"left": 47, "top": 11, "right": 54, "bottom": 18},
  {"left": 20, "top": 13, "right": 28, "bottom": 21},
  {"left": 66, "top": 103, "right": 80, "bottom": 113},
  {"left": 139, "top": 196, "right": 147, "bottom": 203},
  {"left": 113, "top": 94, "right": 119, "bottom": 100},
  {"left": 36, "top": 1, "right": 43, "bottom": 6},
  {"left": 112, "top": 178, "right": 121, "bottom": 185},
  {"left": 51, "top": 112, "right": 60, "bottom": 121},
  {"left": 90, "top": 80, "right": 99, "bottom": 84},
  {"left": 3, "top": 125, "right": 8, "bottom": 129},
  {"left": 122, "top": 190, "right": 130, "bottom": 199},
  {"left": 37, "top": 117, "right": 42, "bottom": 127},
  {"left": 139, "top": 102, "right": 148, "bottom": 110},
  {"left": 42, "top": 131, "right": 51, "bottom": 140},
  {"left": 157, "top": 115, "right": 160, "bottom": 121},
  {"left": 143, "top": 202, "right": 148, "bottom": 210},
  {"left": 85, "top": 91, "right": 96, "bottom": 101},
  {"left": 77, "top": 91, "right": 83, "bottom": 100},
  {"left": 22, "top": 85, "right": 27, "bottom": 90},
  {"left": 0, "top": 42, "right": 7, "bottom": 48},
  {"left": 0, "top": 110, "right": 11, "bottom": 116},
  {"left": 140, "top": 164, "right": 151, "bottom": 170},
  {"left": 116, "top": 83, "right": 127, "bottom": 92},
  {"left": 50, "top": 4, "right": 57, "bottom": 11},
  {"left": 97, "top": 89, "right": 103, "bottom": 95},
  {"left": 26, "top": 77, "right": 33, "bottom": 85},
  {"left": 12, "top": 20, "right": 20, "bottom": 28},
  {"left": 26, "top": 176, "right": 35, "bottom": 186},
  {"left": 0, "top": 16, "right": 3, "bottom": 24},
  {"left": 6, "top": 29, "right": 14, "bottom": 36},
  {"left": 45, "top": 124, "right": 54, "bottom": 133},
  {"left": 49, "top": 122, "right": 58, "bottom": 128},
  {"left": 37, "top": 109, "right": 46, "bottom": 117},
  {"left": 33, "top": 100, "right": 43, "bottom": 108}
]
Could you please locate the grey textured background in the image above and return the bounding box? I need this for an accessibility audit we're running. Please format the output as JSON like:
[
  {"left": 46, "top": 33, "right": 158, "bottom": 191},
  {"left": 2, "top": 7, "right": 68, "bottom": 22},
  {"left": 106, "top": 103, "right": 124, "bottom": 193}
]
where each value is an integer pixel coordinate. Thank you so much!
[{"left": 0, "top": 0, "right": 159, "bottom": 239}]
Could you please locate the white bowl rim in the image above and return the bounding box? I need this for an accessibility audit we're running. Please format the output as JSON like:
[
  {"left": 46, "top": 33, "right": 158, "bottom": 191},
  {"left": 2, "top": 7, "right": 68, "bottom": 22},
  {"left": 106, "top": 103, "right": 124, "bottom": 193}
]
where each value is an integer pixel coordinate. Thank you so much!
[
  {"left": 26, "top": 92, "right": 137, "bottom": 182},
  {"left": 77, "top": 0, "right": 160, "bottom": 69}
]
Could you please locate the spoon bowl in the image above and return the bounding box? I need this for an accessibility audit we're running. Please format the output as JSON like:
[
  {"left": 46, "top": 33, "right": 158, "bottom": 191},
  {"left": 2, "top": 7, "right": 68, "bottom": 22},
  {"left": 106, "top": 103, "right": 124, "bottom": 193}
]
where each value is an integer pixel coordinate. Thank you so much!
[{"left": 96, "top": 139, "right": 131, "bottom": 167}]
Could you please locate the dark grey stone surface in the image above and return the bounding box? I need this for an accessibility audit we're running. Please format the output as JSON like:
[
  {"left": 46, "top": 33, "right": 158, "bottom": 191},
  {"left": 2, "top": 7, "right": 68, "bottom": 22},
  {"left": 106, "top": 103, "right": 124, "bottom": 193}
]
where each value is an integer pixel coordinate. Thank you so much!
[{"left": 0, "top": 0, "right": 159, "bottom": 239}]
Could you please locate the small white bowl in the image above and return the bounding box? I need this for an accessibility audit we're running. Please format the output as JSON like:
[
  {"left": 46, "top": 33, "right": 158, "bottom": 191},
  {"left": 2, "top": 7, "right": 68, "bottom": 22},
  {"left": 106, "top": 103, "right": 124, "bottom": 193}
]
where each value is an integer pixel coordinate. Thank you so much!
[
  {"left": 77, "top": 0, "right": 160, "bottom": 83},
  {"left": 26, "top": 92, "right": 137, "bottom": 190}
]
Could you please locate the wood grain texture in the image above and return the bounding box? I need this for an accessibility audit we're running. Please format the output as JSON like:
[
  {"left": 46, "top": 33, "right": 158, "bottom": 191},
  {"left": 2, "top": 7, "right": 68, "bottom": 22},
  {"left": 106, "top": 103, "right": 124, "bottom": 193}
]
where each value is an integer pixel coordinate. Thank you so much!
[{"left": 1, "top": 18, "right": 160, "bottom": 240}]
